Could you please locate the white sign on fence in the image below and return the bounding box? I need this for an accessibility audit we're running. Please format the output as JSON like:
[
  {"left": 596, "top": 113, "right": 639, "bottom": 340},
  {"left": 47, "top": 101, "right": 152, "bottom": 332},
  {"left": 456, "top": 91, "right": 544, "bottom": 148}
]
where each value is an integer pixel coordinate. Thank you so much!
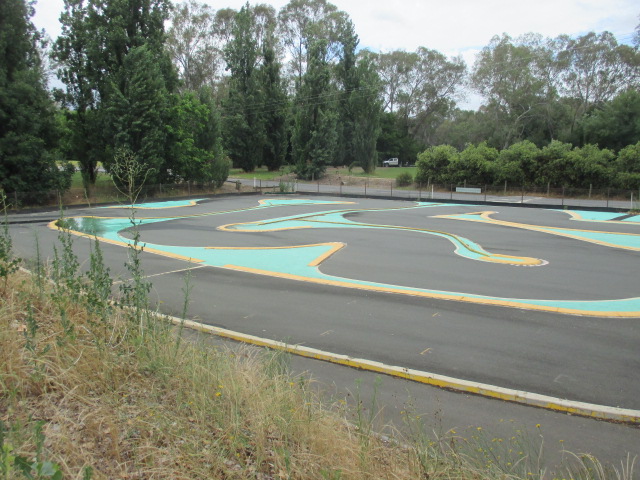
[{"left": 455, "top": 187, "right": 482, "bottom": 194}]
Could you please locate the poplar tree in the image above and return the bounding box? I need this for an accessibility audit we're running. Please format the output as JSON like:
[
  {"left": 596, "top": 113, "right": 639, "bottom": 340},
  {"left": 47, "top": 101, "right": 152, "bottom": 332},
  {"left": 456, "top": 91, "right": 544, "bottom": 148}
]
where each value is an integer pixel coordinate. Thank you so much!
[
  {"left": 291, "top": 40, "right": 338, "bottom": 180},
  {"left": 223, "top": 4, "right": 265, "bottom": 172},
  {"left": 259, "top": 33, "right": 288, "bottom": 172},
  {"left": 336, "top": 20, "right": 382, "bottom": 172}
]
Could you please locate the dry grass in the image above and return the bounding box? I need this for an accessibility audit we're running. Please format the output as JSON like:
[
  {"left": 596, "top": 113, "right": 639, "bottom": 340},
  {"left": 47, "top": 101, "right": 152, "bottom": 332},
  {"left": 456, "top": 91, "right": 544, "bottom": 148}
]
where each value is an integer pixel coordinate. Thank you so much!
[
  {"left": 1, "top": 271, "right": 418, "bottom": 479},
  {"left": 1, "top": 268, "right": 636, "bottom": 480}
]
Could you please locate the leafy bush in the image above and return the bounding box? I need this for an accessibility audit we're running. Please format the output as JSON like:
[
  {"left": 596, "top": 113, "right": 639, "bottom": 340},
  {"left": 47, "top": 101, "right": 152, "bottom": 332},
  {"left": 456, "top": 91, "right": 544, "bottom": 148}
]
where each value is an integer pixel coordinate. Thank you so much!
[
  {"left": 396, "top": 171, "right": 413, "bottom": 187},
  {"left": 416, "top": 145, "right": 459, "bottom": 185},
  {"left": 208, "top": 155, "right": 232, "bottom": 188}
]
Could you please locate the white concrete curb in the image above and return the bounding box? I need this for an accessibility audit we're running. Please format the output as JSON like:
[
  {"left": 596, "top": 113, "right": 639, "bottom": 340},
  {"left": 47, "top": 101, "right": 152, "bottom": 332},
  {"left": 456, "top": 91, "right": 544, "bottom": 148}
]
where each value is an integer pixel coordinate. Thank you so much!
[{"left": 169, "top": 315, "right": 640, "bottom": 425}]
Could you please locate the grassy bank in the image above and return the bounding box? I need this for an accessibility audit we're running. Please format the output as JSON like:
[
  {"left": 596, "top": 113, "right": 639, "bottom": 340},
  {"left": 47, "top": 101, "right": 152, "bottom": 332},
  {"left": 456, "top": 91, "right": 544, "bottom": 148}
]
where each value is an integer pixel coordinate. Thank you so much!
[
  {"left": 0, "top": 219, "right": 634, "bottom": 479},
  {"left": 1, "top": 270, "right": 425, "bottom": 478}
]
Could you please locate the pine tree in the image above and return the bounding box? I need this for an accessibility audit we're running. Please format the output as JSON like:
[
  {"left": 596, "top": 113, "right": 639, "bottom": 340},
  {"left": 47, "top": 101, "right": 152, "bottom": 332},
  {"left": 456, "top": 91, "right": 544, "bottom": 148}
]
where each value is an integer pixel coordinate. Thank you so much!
[
  {"left": 53, "top": 0, "right": 177, "bottom": 185},
  {"left": 0, "top": 0, "right": 70, "bottom": 199},
  {"left": 168, "top": 87, "right": 228, "bottom": 186},
  {"left": 105, "top": 45, "right": 170, "bottom": 182}
]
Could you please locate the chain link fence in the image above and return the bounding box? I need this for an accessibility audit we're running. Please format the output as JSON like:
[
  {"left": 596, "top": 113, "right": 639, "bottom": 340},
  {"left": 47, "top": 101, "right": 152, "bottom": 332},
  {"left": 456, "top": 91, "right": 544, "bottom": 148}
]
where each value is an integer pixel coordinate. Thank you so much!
[
  {"left": 4, "top": 180, "right": 248, "bottom": 211},
  {"left": 4, "top": 177, "right": 640, "bottom": 212},
  {"left": 248, "top": 177, "right": 640, "bottom": 211}
]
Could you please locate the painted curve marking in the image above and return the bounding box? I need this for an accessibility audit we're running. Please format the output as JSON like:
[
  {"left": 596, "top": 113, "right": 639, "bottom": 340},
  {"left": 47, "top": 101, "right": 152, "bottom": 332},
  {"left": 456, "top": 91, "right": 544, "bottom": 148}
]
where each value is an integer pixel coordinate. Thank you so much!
[
  {"left": 50, "top": 200, "right": 640, "bottom": 318},
  {"left": 435, "top": 211, "right": 640, "bottom": 251},
  {"left": 559, "top": 210, "right": 640, "bottom": 224},
  {"left": 100, "top": 198, "right": 207, "bottom": 209},
  {"left": 219, "top": 207, "right": 545, "bottom": 266}
]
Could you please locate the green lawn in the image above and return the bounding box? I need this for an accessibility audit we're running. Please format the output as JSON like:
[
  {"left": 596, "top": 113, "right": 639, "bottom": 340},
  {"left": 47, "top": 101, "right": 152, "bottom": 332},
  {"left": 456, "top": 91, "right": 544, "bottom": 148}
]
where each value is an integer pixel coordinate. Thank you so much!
[
  {"left": 339, "top": 166, "right": 417, "bottom": 179},
  {"left": 229, "top": 168, "right": 286, "bottom": 181},
  {"left": 230, "top": 165, "right": 417, "bottom": 180},
  {"left": 70, "top": 171, "right": 113, "bottom": 189},
  {"left": 69, "top": 164, "right": 417, "bottom": 188}
]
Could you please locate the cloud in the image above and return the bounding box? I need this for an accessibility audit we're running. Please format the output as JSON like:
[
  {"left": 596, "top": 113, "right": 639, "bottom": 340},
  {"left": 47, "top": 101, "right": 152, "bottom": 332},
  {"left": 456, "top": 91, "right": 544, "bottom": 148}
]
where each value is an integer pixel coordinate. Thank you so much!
[{"left": 33, "top": 0, "right": 639, "bottom": 59}]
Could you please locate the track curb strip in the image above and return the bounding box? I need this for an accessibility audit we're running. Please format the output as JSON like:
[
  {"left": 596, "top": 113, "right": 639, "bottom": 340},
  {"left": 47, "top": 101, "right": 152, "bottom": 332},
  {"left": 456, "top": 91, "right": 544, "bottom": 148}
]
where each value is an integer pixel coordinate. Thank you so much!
[{"left": 169, "top": 315, "right": 640, "bottom": 425}]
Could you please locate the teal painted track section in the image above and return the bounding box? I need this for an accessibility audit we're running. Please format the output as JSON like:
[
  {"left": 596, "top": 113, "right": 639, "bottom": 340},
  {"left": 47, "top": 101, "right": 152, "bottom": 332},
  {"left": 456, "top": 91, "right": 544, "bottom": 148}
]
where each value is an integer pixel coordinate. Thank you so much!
[
  {"left": 443, "top": 212, "right": 640, "bottom": 250},
  {"left": 99, "top": 198, "right": 207, "bottom": 209},
  {"left": 226, "top": 207, "right": 515, "bottom": 263},
  {"left": 60, "top": 199, "right": 640, "bottom": 317},
  {"left": 557, "top": 209, "right": 640, "bottom": 223}
]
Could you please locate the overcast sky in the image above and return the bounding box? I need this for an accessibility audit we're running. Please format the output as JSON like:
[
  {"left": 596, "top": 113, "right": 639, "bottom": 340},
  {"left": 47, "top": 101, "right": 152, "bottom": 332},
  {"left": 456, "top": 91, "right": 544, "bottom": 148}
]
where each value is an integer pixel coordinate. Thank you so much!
[
  {"left": 33, "top": 0, "right": 639, "bottom": 60},
  {"left": 32, "top": 0, "right": 638, "bottom": 108}
]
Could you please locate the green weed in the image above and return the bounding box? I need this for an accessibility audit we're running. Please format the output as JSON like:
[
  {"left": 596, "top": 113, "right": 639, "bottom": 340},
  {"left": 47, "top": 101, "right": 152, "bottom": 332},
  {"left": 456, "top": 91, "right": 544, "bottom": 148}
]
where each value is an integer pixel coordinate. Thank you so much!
[{"left": 0, "top": 192, "right": 20, "bottom": 296}]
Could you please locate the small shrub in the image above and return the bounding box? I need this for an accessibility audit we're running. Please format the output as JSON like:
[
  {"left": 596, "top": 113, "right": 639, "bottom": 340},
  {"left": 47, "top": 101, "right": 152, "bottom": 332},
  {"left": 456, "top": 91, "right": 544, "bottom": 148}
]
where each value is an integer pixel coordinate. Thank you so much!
[{"left": 396, "top": 172, "right": 414, "bottom": 187}]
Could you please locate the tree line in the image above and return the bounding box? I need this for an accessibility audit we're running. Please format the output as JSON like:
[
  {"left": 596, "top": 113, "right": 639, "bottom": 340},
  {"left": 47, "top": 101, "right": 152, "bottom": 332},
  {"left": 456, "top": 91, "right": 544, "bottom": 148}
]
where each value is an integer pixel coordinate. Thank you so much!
[
  {"left": 415, "top": 140, "right": 640, "bottom": 190},
  {"left": 1, "top": 0, "right": 639, "bottom": 200}
]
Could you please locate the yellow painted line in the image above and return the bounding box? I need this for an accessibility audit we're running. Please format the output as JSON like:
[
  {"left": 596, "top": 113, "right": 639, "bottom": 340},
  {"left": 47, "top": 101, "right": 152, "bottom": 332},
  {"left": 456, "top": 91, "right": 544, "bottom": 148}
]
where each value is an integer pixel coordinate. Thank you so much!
[
  {"left": 435, "top": 211, "right": 640, "bottom": 251},
  {"left": 219, "top": 265, "right": 640, "bottom": 318},
  {"left": 564, "top": 211, "right": 587, "bottom": 222},
  {"left": 220, "top": 213, "right": 543, "bottom": 266},
  {"left": 302, "top": 218, "right": 543, "bottom": 266},
  {"left": 166, "top": 314, "right": 640, "bottom": 424},
  {"left": 308, "top": 243, "right": 344, "bottom": 266},
  {"left": 47, "top": 220, "right": 204, "bottom": 263},
  {"left": 102, "top": 200, "right": 202, "bottom": 209},
  {"left": 484, "top": 254, "right": 543, "bottom": 266},
  {"left": 564, "top": 210, "right": 640, "bottom": 225},
  {"left": 83, "top": 203, "right": 286, "bottom": 221},
  {"left": 205, "top": 242, "right": 345, "bottom": 267},
  {"left": 257, "top": 199, "right": 356, "bottom": 206},
  {"left": 44, "top": 218, "right": 640, "bottom": 317},
  {"left": 204, "top": 242, "right": 346, "bottom": 268},
  {"left": 218, "top": 223, "right": 309, "bottom": 232},
  {"left": 218, "top": 205, "right": 432, "bottom": 233}
]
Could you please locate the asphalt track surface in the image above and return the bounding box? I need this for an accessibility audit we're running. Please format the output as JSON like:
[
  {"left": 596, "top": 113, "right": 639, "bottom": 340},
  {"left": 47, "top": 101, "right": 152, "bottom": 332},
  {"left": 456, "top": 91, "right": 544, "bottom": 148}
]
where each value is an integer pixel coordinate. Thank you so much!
[{"left": 7, "top": 195, "right": 640, "bottom": 464}]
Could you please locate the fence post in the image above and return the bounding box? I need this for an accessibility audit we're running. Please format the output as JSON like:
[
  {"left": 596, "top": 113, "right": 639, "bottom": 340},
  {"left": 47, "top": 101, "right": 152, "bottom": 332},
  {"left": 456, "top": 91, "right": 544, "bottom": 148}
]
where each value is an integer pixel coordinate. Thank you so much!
[
  {"left": 390, "top": 181, "right": 393, "bottom": 197},
  {"left": 365, "top": 181, "right": 367, "bottom": 198},
  {"left": 340, "top": 181, "right": 342, "bottom": 196},
  {"left": 589, "top": 184, "right": 592, "bottom": 199},
  {"left": 317, "top": 181, "right": 319, "bottom": 193},
  {"left": 484, "top": 185, "right": 487, "bottom": 202},
  {"left": 521, "top": 185, "right": 524, "bottom": 204},
  {"left": 606, "top": 188, "right": 609, "bottom": 208},
  {"left": 450, "top": 184, "right": 453, "bottom": 200},
  {"left": 562, "top": 187, "right": 565, "bottom": 207}
]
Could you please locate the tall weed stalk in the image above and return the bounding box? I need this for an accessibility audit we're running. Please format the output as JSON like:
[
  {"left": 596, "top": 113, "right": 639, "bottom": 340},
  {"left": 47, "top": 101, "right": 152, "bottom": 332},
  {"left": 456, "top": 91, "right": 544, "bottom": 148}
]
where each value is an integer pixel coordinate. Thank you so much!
[
  {"left": 84, "top": 237, "right": 113, "bottom": 325},
  {"left": 117, "top": 214, "right": 152, "bottom": 339},
  {"left": 0, "top": 191, "right": 20, "bottom": 296}
]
